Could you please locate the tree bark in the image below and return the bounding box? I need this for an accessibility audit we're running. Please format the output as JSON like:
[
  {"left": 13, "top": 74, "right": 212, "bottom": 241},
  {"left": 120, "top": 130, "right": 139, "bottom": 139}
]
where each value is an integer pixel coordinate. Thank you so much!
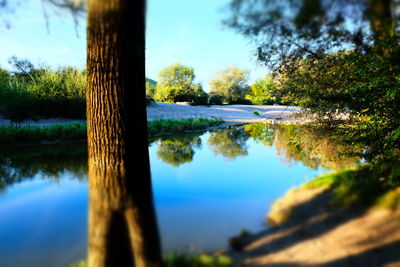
[{"left": 86, "top": 0, "right": 162, "bottom": 266}]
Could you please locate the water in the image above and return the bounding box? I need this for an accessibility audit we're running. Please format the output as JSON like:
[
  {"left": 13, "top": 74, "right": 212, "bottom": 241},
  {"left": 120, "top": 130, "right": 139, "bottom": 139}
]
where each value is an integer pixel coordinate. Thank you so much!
[{"left": 0, "top": 123, "right": 356, "bottom": 266}]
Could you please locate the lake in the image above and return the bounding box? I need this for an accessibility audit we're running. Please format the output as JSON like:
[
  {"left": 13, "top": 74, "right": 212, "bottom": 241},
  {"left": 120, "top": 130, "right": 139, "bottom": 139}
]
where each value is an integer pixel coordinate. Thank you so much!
[{"left": 0, "top": 123, "right": 356, "bottom": 266}]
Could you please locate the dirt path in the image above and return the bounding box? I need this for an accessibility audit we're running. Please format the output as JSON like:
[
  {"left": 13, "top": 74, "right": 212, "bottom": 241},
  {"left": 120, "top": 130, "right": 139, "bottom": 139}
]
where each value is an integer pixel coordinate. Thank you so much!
[{"left": 228, "top": 187, "right": 400, "bottom": 266}]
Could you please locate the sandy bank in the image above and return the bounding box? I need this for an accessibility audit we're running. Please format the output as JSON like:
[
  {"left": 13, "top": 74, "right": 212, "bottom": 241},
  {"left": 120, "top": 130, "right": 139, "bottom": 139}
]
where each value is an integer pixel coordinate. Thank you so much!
[
  {"left": 228, "top": 186, "right": 400, "bottom": 266},
  {"left": 147, "top": 102, "right": 306, "bottom": 124}
]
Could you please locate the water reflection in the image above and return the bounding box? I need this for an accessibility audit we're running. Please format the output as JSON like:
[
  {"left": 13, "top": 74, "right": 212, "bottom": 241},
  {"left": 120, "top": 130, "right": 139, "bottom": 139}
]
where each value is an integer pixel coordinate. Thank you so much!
[
  {"left": 0, "top": 143, "right": 87, "bottom": 192},
  {"left": 0, "top": 123, "right": 362, "bottom": 266},
  {"left": 151, "top": 123, "right": 360, "bottom": 169},
  {"left": 153, "top": 134, "right": 202, "bottom": 167},
  {"left": 245, "top": 123, "right": 360, "bottom": 170},
  {"left": 208, "top": 126, "right": 250, "bottom": 160}
]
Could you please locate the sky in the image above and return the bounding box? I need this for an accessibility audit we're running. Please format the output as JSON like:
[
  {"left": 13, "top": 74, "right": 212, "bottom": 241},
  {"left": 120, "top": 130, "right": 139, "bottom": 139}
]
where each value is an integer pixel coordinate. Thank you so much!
[{"left": 0, "top": 0, "right": 267, "bottom": 92}]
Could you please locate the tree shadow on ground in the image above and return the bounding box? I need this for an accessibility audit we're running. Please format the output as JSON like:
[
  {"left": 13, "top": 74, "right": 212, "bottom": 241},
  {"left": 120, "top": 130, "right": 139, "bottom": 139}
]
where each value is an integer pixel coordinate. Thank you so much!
[
  {"left": 246, "top": 240, "right": 400, "bottom": 267},
  {"left": 228, "top": 188, "right": 400, "bottom": 266}
]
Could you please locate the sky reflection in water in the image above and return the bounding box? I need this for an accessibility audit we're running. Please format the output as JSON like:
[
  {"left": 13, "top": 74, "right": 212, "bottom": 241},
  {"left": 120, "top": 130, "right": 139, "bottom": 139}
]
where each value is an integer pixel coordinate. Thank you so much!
[{"left": 0, "top": 123, "right": 354, "bottom": 266}]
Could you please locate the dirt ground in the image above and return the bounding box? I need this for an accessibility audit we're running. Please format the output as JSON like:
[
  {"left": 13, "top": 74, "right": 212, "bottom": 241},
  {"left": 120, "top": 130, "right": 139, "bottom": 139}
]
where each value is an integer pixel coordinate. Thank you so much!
[
  {"left": 228, "top": 187, "right": 400, "bottom": 266},
  {"left": 146, "top": 102, "right": 306, "bottom": 124}
]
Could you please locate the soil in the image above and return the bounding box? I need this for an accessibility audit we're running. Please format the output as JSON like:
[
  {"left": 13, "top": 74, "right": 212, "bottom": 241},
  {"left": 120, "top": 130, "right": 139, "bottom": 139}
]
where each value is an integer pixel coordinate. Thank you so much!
[{"left": 227, "top": 186, "right": 400, "bottom": 266}]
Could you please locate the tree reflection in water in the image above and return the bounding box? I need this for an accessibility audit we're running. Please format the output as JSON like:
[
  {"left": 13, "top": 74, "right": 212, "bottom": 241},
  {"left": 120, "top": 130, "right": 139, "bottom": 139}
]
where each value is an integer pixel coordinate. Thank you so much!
[
  {"left": 0, "top": 143, "right": 87, "bottom": 193},
  {"left": 243, "top": 123, "right": 360, "bottom": 170},
  {"left": 0, "top": 123, "right": 362, "bottom": 266},
  {"left": 148, "top": 123, "right": 360, "bottom": 170},
  {"left": 154, "top": 133, "right": 202, "bottom": 167},
  {"left": 208, "top": 126, "right": 250, "bottom": 160}
]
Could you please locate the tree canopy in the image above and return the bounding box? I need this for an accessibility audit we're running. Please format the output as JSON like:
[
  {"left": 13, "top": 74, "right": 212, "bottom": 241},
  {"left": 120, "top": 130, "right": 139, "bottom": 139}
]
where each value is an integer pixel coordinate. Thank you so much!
[
  {"left": 154, "top": 62, "right": 207, "bottom": 104},
  {"left": 225, "top": 0, "right": 400, "bottom": 70},
  {"left": 209, "top": 66, "right": 250, "bottom": 104}
]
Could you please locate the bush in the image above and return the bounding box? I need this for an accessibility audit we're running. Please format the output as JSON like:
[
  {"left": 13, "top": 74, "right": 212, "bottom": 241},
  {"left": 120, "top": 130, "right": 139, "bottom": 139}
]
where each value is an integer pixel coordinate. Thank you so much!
[{"left": 208, "top": 93, "right": 224, "bottom": 105}]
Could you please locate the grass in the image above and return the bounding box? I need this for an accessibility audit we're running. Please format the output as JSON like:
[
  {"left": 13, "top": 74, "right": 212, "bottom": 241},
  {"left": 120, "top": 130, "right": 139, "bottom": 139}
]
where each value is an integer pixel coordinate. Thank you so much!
[
  {"left": 71, "top": 254, "right": 233, "bottom": 267},
  {"left": 301, "top": 162, "right": 400, "bottom": 209},
  {"left": 147, "top": 118, "right": 225, "bottom": 135},
  {"left": 0, "top": 66, "right": 86, "bottom": 121},
  {"left": 0, "top": 123, "right": 87, "bottom": 145},
  {"left": 0, "top": 118, "right": 225, "bottom": 145}
]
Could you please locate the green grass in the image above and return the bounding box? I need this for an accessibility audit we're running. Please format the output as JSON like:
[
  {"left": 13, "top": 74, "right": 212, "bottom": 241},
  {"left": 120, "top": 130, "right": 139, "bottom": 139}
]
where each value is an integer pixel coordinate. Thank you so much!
[
  {"left": 0, "top": 123, "right": 87, "bottom": 145},
  {"left": 163, "top": 253, "right": 233, "bottom": 267},
  {"left": 71, "top": 254, "right": 233, "bottom": 267},
  {"left": 147, "top": 118, "right": 225, "bottom": 135},
  {"left": 301, "top": 162, "right": 400, "bottom": 209},
  {"left": 0, "top": 118, "right": 225, "bottom": 145},
  {"left": 0, "top": 67, "right": 86, "bottom": 121}
]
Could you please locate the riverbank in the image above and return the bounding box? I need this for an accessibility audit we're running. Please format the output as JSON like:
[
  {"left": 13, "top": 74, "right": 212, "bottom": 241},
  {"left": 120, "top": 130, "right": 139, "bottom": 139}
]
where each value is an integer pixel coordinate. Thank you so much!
[
  {"left": 227, "top": 171, "right": 400, "bottom": 266},
  {"left": 0, "top": 103, "right": 305, "bottom": 128},
  {"left": 147, "top": 102, "right": 305, "bottom": 124}
]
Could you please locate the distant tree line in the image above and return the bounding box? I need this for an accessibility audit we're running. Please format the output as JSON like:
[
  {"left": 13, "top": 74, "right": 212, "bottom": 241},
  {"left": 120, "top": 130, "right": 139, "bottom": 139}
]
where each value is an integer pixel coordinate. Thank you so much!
[
  {"left": 146, "top": 62, "right": 283, "bottom": 106},
  {"left": 0, "top": 57, "right": 289, "bottom": 123}
]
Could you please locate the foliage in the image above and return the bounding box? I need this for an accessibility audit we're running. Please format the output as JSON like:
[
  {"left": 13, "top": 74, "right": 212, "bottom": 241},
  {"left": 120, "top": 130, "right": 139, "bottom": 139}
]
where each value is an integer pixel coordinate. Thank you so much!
[
  {"left": 224, "top": 0, "right": 399, "bottom": 71},
  {"left": 163, "top": 253, "right": 233, "bottom": 267},
  {"left": 225, "top": 0, "right": 400, "bottom": 164},
  {"left": 154, "top": 63, "right": 208, "bottom": 104},
  {"left": 0, "top": 123, "right": 87, "bottom": 145},
  {"left": 0, "top": 60, "right": 86, "bottom": 121},
  {"left": 146, "top": 77, "right": 157, "bottom": 98},
  {"left": 302, "top": 161, "right": 400, "bottom": 209},
  {"left": 147, "top": 118, "right": 224, "bottom": 136},
  {"left": 273, "top": 49, "right": 400, "bottom": 162},
  {"left": 209, "top": 66, "right": 251, "bottom": 104},
  {"left": 207, "top": 92, "right": 224, "bottom": 105},
  {"left": 246, "top": 75, "right": 276, "bottom": 105}
]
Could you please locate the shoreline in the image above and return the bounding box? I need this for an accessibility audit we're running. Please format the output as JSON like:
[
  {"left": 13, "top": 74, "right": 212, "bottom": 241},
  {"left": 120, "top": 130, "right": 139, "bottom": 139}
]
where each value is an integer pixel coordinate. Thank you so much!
[{"left": 0, "top": 102, "right": 307, "bottom": 128}]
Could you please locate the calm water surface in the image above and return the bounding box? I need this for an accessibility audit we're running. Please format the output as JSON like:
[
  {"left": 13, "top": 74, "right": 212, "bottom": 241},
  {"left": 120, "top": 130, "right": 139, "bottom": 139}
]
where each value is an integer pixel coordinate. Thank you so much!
[{"left": 0, "top": 123, "right": 355, "bottom": 266}]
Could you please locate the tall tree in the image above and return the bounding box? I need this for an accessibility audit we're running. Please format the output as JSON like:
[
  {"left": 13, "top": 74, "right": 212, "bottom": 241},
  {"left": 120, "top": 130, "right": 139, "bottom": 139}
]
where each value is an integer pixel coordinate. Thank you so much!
[
  {"left": 154, "top": 62, "right": 207, "bottom": 103},
  {"left": 1, "top": 0, "right": 163, "bottom": 266},
  {"left": 86, "top": 0, "right": 162, "bottom": 267}
]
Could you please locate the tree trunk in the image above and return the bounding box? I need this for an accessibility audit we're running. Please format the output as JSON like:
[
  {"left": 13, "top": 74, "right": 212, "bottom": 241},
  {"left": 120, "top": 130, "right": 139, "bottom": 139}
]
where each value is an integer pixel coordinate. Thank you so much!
[
  {"left": 366, "top": 0, "right": 396, "bottom": 55},
  {"left": 86, "top": 0, "right": 162, "bottom": 266}
]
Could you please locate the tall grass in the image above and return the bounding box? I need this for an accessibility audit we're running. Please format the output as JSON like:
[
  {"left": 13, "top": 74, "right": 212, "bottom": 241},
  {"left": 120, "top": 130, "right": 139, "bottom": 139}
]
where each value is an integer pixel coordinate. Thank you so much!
[
  {"left": 0, "top": 123, "right": 87, "bottom": 145},
  {"left": 0, "top": 66, "right": 86, "bottom": 121}
]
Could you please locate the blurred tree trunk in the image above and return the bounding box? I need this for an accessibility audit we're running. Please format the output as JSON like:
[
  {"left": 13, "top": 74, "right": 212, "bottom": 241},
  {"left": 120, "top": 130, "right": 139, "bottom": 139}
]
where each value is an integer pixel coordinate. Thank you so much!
[
  {"left": 86, "top": 0, "right": 162, "bottom": 266},
  {"left": 367, "top": 0, "right": 393, "bottom": 43},
  {"left": 366, "top": 0, "right": 397, "bottom": 57}
]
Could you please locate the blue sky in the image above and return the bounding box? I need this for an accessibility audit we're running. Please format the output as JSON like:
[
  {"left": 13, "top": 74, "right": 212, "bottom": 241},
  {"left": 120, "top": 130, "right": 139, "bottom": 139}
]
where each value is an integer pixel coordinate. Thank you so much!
[
  {"left": 0, "top": 1, "right": 86, "bottom": 70},
  {"left": 0, "top": 0, "right": 267, "bottom": 92},
  {"left": 146, "top": 0, "right": 267, "bottom": 91}
]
